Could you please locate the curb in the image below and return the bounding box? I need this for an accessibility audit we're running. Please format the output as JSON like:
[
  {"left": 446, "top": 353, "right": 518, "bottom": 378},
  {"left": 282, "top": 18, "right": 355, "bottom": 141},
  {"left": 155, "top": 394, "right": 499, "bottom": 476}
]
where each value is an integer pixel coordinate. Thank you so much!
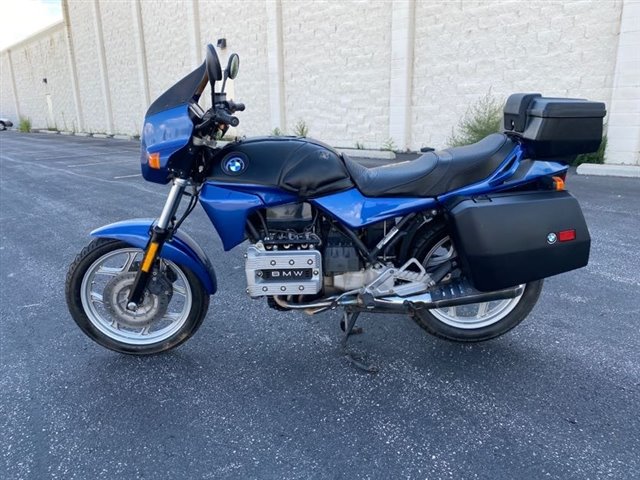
[
  {"left": 38, "top": 129, "right": 59, "bottom": 134},
  {"left": 576, "top": 163, "right": 640, "bottom": 178},
  {"left": 59, "top": 131, "right": 74, "bottom": 135},
  {"left": 92, "top": 133, "right": 113, "bottom": 139},
  {"left": 113, "top": 134, "right": 133, "bottom": 140}
]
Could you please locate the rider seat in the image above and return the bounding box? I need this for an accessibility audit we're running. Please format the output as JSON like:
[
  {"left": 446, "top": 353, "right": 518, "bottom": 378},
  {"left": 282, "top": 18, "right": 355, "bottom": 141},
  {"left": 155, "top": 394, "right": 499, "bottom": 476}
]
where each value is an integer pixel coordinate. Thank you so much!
[{"left": 342, "top": 133, "right": 516, "bottom": 197}]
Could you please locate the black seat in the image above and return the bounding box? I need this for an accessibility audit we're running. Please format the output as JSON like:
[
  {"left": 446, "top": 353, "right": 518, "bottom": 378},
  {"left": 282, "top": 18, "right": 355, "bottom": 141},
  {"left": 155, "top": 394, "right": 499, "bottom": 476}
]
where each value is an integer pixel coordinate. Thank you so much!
[{"left": 342, "top": 133, "right": 516, "bottom": 197}]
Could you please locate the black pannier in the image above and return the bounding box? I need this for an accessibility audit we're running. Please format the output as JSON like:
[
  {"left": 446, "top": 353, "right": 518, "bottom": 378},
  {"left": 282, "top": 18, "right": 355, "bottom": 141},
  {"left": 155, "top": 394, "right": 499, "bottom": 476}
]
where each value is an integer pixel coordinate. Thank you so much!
[
  {"left": 446, "top": 191, "right": 590, "bottom": 292},
  {"left": 503, "top": 93, "right": 606, "bottom": 159}
]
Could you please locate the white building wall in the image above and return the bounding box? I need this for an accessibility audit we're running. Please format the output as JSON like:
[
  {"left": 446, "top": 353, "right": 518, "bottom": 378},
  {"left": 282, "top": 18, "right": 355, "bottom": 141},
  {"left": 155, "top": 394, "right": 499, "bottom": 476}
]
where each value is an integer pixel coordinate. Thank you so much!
[
  {"left": 198, "top": 0, "right": 271, "bottom": 136},
  {"left": 606, "top": 0, "right": 640, "bottom": 166},
  {"left": 100, "top": 1, "right": 148, "bottom": 135},
  {"left": 67, "top": 1, "right": 107, "bottom": 133},
  {"left": 0, "top": 52, "right": 18, "bottom": 121},
  {"left": 411, "top": 0, "right": 623, "bottom": 151},
  {"left": 3, "top": 23, "right": 76, "bottom": 131},
  {"left": 140, "top": 0, "right": 193, "bottom": 105},
  {"left": 280, "top": 0, "right": 392, "bottom": 148},
  {"left": 1, "top": 0, "right": 637, "bottom": 166}
]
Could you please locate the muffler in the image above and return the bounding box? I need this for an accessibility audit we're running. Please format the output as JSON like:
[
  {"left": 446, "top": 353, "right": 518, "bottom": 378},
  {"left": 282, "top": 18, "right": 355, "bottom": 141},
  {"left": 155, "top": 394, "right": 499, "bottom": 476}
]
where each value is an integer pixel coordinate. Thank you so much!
[
  {"left": 273, "top": 280, "right": 524, "bottom": 314},
  {"left": 370, "top": 281, "right": 525, "bottom": 312}
]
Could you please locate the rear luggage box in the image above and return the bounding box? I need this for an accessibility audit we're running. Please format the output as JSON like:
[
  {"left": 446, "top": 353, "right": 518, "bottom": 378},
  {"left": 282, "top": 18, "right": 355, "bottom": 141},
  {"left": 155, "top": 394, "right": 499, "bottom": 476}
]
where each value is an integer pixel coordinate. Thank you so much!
[
  {"left": 504, "top": 93, "right": 605, "bottom": 160},
  {"left": 447, "top": 191, "right": 590, "bottom": 291}
]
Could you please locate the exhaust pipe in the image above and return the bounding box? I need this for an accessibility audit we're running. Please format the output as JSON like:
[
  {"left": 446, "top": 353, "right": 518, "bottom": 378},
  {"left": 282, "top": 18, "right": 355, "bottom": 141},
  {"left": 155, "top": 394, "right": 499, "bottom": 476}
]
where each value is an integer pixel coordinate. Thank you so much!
[
  {"left": 273, "top": 281, "right": 524, "bottom": 314},
  {"left": 371, "top": 281, "right": 524, "bottom": 312}
]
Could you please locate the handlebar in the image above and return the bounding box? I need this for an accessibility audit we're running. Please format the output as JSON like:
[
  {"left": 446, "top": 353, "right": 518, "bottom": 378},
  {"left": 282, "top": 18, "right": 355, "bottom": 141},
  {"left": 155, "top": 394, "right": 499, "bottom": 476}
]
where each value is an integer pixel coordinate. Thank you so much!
[
  {"left": 227, "top": 100, "right": 245, "bottom": 112},
  {"left": 214, "top": 110, "right": 239, "bottom": 127},
  {"left": 195, "top": 108, "right": 239, "bottom": 133}
]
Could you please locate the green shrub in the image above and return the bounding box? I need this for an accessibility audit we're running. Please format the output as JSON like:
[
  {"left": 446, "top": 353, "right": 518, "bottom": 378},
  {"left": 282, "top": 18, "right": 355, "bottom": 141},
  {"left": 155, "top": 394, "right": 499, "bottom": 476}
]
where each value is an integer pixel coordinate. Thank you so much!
[
  {"left": 572, "top": 135, "right": 607, "bottom": 166},
  {"left": 18, "top": 117, "right": 31, "bottom": 133},
  {"left": 382, "top": 137, "right": 397, "bottom": 152},
  {"left": 271, "top": 127, "right": 283, "bottom": 136},
  {"left": 448, "top": 93, "right": 503, "bottom": 147},
  {"left": 355, "top": 141, "right": 364, "bottom": 150},
  {"left": 293, "top": 120, "right": 309, "bottom": 137}
]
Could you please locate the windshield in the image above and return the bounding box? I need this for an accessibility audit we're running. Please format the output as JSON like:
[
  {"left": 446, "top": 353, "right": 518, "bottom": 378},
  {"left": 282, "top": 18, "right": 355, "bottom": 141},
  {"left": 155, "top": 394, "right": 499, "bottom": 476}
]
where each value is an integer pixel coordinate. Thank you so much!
[{"left": 145, "top": 62, "right": 208, "bottom": 117}]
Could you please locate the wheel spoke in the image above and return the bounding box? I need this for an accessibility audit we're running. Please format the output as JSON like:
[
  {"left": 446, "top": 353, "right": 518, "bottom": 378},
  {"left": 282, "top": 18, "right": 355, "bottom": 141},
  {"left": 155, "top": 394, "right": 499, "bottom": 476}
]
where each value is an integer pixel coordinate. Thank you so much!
[
  {"left": 90, "top": 292, "right": 103, "bottom": 303},
  {"left": 140, "top": 325, "right": 151, "bottom": 335},
  {"left": 123, "top": 252, "right": 138, "bottom": 272},
  {"left": 94, "top": 266, "right": 122, "bottom": 277},
  {"left": 477, "top": 302, "right": 489, "bottom": 318},
  {"left": 448, "top": 306, "right": 456, "bottom": 317},
  {"left": 173, "top": 285, "right": 187, "bottom": 296},
  {"left": 164, "top": 312, "right": 182, "bottom": 323}
]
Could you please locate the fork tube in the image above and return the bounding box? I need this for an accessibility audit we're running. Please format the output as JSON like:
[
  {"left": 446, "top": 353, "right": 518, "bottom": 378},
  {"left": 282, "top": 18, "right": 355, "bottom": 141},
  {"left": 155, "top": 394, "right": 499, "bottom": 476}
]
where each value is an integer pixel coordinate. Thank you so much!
[
  {"left": 157, "top": 178, "right": 189, "bottom": 229},
  {"left": 127, "top": 178, "right": 189, "bottom": 309}
]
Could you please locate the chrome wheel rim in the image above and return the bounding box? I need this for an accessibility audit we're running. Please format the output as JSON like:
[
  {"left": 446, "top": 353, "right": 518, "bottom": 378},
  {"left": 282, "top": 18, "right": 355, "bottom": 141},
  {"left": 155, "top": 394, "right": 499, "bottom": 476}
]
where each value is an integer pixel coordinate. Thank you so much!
[
  {"left": 423, "top": 236, "right": 524, "bottom": 330},
  {"left": 80, "top": 248, "right": 192, "bottom": 345}
]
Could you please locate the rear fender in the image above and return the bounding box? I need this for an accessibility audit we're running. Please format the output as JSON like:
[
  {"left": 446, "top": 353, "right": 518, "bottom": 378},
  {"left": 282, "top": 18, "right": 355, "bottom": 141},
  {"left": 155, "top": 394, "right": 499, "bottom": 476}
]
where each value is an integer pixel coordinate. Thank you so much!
[{"left": 91, "top": 219, "right": 217, "bottom": 294}]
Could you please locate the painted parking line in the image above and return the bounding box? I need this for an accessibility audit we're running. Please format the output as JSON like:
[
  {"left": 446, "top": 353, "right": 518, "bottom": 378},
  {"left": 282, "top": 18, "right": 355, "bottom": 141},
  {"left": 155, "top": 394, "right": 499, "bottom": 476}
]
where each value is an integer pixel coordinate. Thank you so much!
[
  {"left": 113, "top": 173, "right": 142, "bottom": 179},
  {"left": 66, "top": 159, "right": 134, "bottom": 168}
]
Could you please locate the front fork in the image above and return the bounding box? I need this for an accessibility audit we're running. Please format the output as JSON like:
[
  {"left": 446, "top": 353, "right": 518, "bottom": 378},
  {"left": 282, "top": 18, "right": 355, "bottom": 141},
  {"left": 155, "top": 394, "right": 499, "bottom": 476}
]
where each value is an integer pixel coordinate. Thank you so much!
[{"left": 126, "top": 178, "right": 189, "bottom": 309}]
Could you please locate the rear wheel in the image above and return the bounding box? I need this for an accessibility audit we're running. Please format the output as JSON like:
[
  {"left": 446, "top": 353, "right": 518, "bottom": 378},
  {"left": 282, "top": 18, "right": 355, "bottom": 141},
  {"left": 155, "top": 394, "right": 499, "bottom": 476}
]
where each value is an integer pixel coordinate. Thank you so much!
[
  {"left": 0, "top": 121, "right": 6, "bottom": 131},
  {"left": 65, "top": 238, "right": 209, "bottom": 354},
  {"left": 410, "top": 224, "right": 542, "bottom": 342}
]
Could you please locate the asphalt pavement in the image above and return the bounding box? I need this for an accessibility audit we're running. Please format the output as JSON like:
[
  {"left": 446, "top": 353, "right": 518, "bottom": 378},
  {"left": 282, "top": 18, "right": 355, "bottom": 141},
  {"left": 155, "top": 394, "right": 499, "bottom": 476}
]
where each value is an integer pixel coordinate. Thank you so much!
[{"left": 1, "top": 131, "right": 639, "bottom": 479}]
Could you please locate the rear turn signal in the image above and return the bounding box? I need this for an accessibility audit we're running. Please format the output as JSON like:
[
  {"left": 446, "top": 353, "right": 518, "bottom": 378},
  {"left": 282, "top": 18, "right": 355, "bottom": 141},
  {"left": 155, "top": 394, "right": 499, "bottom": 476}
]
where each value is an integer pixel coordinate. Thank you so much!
[
  {"left": 148, "top": 152, "right": 161, "bottom": 170},
  {"left": 558, "top": 229, "right": 576, "bottom": 242}
]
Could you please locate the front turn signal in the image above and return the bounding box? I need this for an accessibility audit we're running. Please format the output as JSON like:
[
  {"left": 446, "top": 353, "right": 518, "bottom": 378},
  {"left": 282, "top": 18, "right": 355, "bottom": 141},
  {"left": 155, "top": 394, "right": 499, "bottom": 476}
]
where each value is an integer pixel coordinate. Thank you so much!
[
  {"left": 552, "top": 176, "right": 565, "bottom": 191},
  {"left": 148, "top": 152, "right": 161, "bottom": 169}
]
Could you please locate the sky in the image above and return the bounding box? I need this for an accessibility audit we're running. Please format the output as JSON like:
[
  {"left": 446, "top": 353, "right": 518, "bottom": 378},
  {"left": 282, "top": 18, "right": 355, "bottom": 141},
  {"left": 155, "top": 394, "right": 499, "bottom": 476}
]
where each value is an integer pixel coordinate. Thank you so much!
[{"left": 0, "top": 0, "right": 63, "bottom": 51}]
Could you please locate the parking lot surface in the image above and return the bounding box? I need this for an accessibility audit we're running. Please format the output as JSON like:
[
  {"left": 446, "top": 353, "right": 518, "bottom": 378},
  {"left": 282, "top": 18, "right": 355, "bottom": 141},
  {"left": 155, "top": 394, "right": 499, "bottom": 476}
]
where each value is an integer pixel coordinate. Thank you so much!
[{"left": 1, "top": 131, "right": 639, "bottom": 479}]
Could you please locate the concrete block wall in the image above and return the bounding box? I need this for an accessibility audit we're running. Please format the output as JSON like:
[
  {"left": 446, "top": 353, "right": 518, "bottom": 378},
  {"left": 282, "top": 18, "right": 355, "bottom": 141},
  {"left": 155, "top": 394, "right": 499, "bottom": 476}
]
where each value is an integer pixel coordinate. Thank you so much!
[
  {"left": 280, "top": 0, "right": 392, "bottom": 149},
  {"left": 606, "top": 0, "right": 640, "bottom": 165},
  {"left": 1, "top": 23, "right": 76, "bottom": 131},
  {"left": 1, "top": 52, "right": 18, "bottom": 122},
  {"left": 1, "top": 0, "right": 637, "bottom": 166},
  {"left": 411, "top": 0, "right": 623, "bottom": 151}
]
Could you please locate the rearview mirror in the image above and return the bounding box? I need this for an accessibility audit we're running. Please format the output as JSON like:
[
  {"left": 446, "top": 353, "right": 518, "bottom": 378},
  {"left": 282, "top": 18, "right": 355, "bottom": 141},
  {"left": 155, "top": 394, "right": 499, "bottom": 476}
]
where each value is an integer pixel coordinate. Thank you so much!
[
  {"left": 226, "top": 53, "right": 240, "bottom": 80},
  {"left": 205, "top": 44, "right": 222, "bottom": 83}
]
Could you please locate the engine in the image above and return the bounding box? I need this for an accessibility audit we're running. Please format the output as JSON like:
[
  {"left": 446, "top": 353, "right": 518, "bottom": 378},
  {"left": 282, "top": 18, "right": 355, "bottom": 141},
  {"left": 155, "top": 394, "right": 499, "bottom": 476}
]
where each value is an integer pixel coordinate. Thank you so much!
[
  {"left": 244, "top": 202, "right": 374, "bottom": 299},
  {"left": 245, "top": 243, "right": 322, "bottom": 297},
  {"left": 245, "top": 203, "right": 323, "bottom": 298}
]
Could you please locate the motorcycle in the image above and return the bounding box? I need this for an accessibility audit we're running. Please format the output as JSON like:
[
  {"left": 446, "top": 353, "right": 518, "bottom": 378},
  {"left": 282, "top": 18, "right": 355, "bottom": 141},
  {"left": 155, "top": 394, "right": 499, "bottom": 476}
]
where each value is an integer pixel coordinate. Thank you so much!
[{"left": 66, "top": 44, "right": 604, "bottom": 371}]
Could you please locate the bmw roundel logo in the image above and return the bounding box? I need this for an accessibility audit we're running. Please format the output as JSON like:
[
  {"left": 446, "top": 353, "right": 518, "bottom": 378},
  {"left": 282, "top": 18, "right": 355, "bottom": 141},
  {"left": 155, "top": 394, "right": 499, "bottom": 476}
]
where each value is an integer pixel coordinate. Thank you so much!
[{"left": 222, "top": 154, "right": 248, "bottom": 176}]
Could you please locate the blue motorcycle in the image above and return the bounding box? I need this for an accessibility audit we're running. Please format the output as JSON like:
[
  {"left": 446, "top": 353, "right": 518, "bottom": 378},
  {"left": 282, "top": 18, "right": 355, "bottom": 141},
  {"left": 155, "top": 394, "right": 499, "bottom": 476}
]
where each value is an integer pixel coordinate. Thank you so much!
[{"left": 66, "top": 44, "right": 604, "bottom": 368}]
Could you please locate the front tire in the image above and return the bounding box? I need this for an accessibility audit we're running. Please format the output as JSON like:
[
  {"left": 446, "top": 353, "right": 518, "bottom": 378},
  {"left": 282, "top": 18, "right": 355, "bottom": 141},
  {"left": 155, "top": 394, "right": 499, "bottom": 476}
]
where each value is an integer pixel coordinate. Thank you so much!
[
  {"left": 410, "top": 223, "right": 543, "bottom": 343},
  {"left": 65, "top": 238, "right": 209, "bottom": 354}
]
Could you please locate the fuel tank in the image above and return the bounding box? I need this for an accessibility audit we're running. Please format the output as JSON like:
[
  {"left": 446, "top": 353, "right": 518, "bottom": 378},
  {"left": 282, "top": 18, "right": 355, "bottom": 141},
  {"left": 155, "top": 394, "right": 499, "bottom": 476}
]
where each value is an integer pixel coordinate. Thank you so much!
[{"left": 208, "top": 136, "right": 354, "bottom": 198}]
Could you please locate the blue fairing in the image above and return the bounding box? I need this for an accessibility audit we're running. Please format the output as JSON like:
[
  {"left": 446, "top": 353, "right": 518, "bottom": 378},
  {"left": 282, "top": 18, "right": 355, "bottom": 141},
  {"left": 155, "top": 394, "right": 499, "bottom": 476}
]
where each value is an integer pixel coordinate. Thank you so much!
[
  {"left": 311, "top": 190, "right": 438, "bottom": 228},
  {"left": 91, "top": 219, "right": 217, "bottom": 294},
  {"left": 140, "top": 104, "right": 193, "bottom": 184},
  {"left": 199, "top": 183, "right": 297, "bottom": 251}
]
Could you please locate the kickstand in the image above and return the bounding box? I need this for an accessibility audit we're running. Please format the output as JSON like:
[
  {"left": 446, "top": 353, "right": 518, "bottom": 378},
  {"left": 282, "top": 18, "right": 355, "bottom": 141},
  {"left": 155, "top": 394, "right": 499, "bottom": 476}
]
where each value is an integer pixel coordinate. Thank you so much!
[{"left": 340, "top": 310, "right": 378, "bottom": 374}]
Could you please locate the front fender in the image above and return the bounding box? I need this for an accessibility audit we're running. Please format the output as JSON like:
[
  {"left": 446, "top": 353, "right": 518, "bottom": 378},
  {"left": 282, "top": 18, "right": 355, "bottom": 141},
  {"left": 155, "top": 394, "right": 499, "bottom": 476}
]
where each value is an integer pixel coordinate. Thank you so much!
[{"left": 91, "top": 219, "right": 217, "bottom": 294}]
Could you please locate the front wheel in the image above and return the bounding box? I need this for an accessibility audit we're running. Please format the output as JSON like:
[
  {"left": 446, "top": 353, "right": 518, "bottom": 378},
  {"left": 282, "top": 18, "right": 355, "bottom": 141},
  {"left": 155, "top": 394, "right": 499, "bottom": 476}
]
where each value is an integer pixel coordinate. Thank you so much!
[
  {"left": 65, "top": 238, "right": 209, "bottom": 354},
  {"left": 410, "top": 224, "right": 543, "bottom": 343}
]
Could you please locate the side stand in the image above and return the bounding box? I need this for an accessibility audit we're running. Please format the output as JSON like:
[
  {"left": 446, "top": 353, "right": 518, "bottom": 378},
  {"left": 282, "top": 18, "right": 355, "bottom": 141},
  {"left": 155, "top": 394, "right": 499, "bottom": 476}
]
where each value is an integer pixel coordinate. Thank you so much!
[{"left": 340, "top": 309, "right": 378, "bottom": 373}]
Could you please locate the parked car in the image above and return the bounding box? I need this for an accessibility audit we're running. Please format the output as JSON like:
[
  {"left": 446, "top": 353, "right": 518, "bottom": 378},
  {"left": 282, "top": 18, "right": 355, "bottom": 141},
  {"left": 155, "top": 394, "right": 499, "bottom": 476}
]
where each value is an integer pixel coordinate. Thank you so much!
[{"left": 0, "top": 117, "right": 14, "bottom": 130}]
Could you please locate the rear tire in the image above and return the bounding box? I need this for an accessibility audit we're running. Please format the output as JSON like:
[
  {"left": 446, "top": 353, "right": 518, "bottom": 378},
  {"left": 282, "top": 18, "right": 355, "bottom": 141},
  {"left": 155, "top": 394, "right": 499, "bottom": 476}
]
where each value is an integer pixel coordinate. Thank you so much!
[
  {"left": 65, "top": 238, "right": 209, "bottom": 354},
  {"left": 410, "top": 223, "right": 543, "bottom": 343}
]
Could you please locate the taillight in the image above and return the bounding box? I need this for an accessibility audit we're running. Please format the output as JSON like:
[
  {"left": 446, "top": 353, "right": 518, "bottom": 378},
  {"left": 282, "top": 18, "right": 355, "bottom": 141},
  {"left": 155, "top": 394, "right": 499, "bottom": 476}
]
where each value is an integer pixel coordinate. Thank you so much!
[{"left": 558, "top": 229, "right": 576, "bottom": 242}]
